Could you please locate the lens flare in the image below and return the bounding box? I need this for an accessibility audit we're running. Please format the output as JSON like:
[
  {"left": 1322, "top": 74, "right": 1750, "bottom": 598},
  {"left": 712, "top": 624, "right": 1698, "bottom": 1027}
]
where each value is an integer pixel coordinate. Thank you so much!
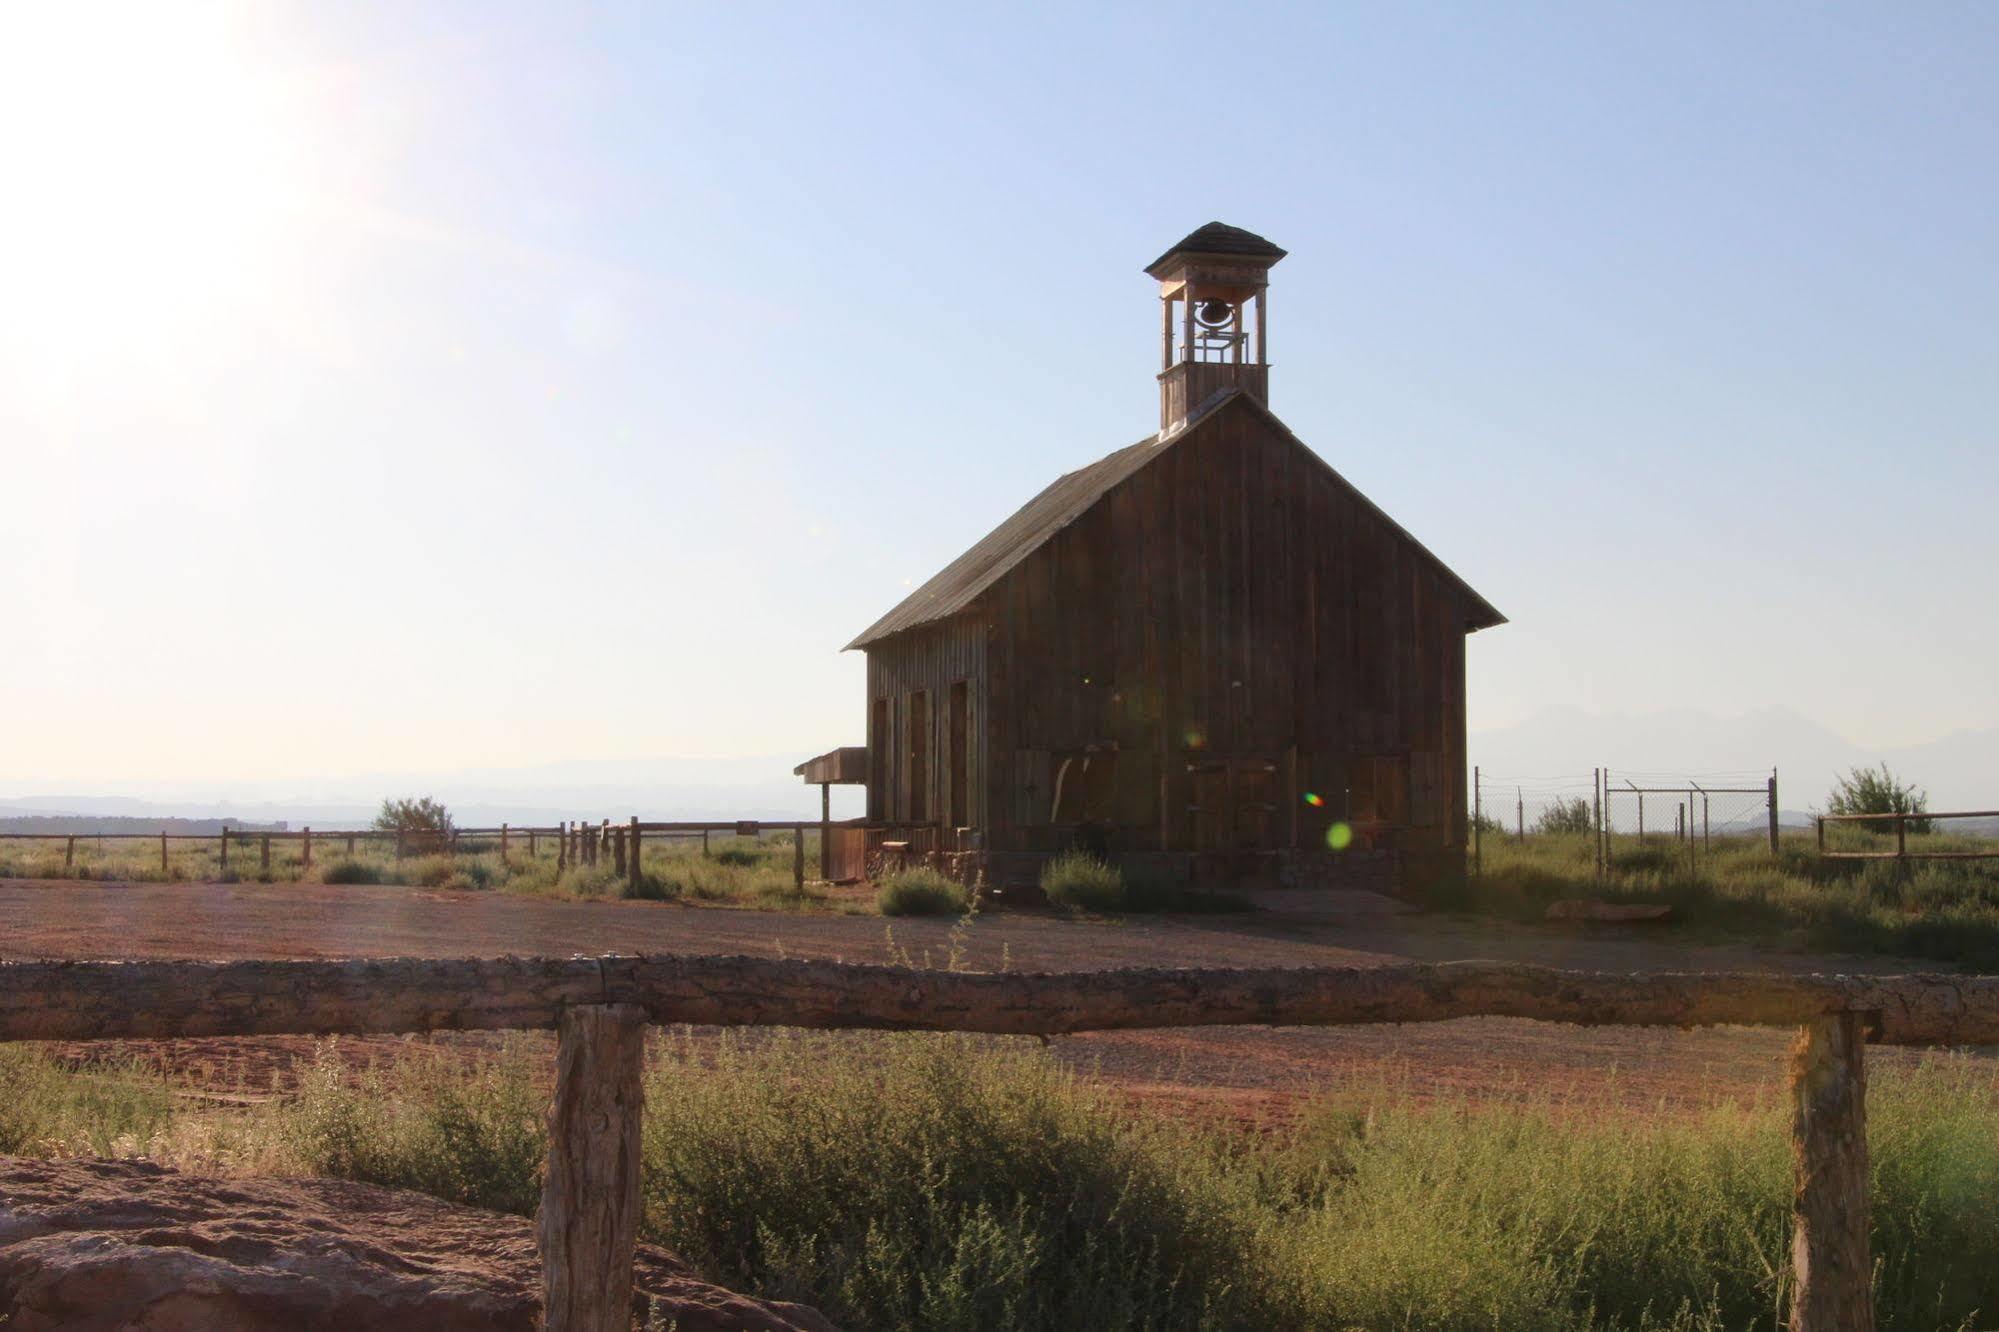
[
  {"left": 1326, "top": 822, "right": 1354, "bottom": 851},
  {"left": 1302, "top": 792, "right": 1324, "bottom": 808},
  {"left": 1183, "top": 727, "right": 1206, "bottom": 750}
]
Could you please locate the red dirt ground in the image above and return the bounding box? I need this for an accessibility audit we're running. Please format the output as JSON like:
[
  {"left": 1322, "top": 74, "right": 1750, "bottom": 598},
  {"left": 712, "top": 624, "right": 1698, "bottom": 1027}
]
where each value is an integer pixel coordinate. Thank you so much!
[{"left": 0, "top": 878, "right": 1969, "bottom": 1123}]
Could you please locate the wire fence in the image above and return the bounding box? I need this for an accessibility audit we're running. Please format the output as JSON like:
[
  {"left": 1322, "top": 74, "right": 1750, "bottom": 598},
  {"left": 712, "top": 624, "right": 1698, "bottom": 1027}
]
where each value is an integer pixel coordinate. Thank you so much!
[{"left": 1470, "top": 766, "right": 1779, "bottom": 880}]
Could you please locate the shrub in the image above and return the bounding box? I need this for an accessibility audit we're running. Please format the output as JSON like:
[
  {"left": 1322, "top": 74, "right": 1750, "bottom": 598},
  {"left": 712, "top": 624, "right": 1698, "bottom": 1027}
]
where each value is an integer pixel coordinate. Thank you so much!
[
  {"left": 320, "top": 859, "right": 384, "bottom": 886},
  {"left": 1040, "top": 851, "right": 1125, "bottom": 912},
  {"left": 1827, "top": 764, "right": 1933, "bottom": 835},
  {"left": 406, "top": 856, "right": 459, "bottom": 888},
  {"left": 712, "top": 843, "right": 764, "bottom": 867},
  {"left": 641, "top": 1032, "right": 1278, "bottom": 1331},
  {"left": 373, "top": 795, "right": 454, "bottom": 835},
  {"left": 278, "top": 1041, "right": 544, "bottom": 1216},
  {"left": 0, "top": 1046, "right": 175, "bottom": 1157},
  {"left": 876, "top": 867, "right": 970, "bottom": 916},
  {"left": 626, "top": 871, "right": 675, "bottom": 901},
  {"left": 1532, "top": 796, "right": 1594, "bottom": 836}
]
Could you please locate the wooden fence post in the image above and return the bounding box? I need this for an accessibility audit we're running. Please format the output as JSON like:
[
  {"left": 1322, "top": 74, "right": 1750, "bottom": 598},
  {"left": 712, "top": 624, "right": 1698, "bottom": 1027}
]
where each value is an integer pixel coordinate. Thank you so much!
[
  {"left": 1789, "top": 1012, "right": 1873, "bottom": 1331},
  {"left": 538, "top": 1003, "right": 645, "bottom": 1332},
  {"left": 261, "top": 835, "right": 271, "bottom": 874},
  {"left": 396, "top": 831, "right": 407, "bottom": 861},
  {"left": 65, "top": 835, "right": 75, "bottom": 871},
  {"left": 1896, "top": 815, "right": 1906, "bottom": 861},
  {"left": 501, "top": 823, "right": 510, "bottom": 865},
  {"left": 160, "top": 831, "right": 168, "bottom": 873},
  {"left": 346, "top": 834, "right": 356, "bottom": 855},
  {"left": 628, "top": 817, "right": 640, "bottom": 896},
  {"left": 1769, "top": 772, "right": 1781, "bottom": 854},
  {"left": 701, "top": 829, "right": 709, "bottom": 857},
  {"left": 530, "top": 828, "right": 538, "bottom": 858},
  {"left": 612, "top": 828, "right": 627, "bottom": 878},
  {"left": 557, "top": 822, "right": 568, "bottom": 872},
  {"left": 820, "top": 785, "right": 832, "bottom": 882},
  {"left": 1472, "top": 765, "right": 1482, "bottom": 878},
  {"left": 1591, "top": 768, "right": 1601, "bottom": 881},
  {"left": 793, "top": 825, "right": 805, "bottom": 891}
]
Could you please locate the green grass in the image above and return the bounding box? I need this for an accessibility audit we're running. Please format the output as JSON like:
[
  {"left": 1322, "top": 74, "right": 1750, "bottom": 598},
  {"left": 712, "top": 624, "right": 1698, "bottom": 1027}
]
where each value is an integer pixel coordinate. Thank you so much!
[
  {"left": 278, "top": 1038, "right": 545, "bottom": 1215},
  {"left": 5, "top": 1036, "right": 1999, "bottom": 1328},
  {"left": 0, "top": 830, "right": 829, "bottom": 910},
  {"left": 1040, "top": 850, "right": 1126, "bottom": 911},
  {"left": 3, "top": 1040, "right": 1999, "bottom": 1328},
  {"left": 0, "top": 1044, "right": 176, "bottom": 1157},
  {"left": 1444, "top": 829, "right": 1999, "bottom": 969},
  {"left": 876, "top": 865, "right": 972, "bottom": 916}
]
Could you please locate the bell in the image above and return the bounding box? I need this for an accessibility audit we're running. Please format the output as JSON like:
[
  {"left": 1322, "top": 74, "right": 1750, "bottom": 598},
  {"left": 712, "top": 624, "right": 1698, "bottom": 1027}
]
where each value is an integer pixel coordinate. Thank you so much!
[{"left": 1195, "top": 299, "right": 1235, "bottom": 328}]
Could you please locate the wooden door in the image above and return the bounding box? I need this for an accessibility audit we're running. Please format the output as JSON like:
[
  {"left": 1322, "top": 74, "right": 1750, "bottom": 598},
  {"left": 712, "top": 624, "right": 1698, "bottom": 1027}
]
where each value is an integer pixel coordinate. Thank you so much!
[{"left": 1183, "top": 757, "right": 1282, "bottom": 850}]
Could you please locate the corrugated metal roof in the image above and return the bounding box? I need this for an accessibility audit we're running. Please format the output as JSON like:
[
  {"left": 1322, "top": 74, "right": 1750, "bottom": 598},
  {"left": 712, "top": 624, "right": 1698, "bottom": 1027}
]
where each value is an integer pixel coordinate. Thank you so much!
[{"left": 845, "top": 392, "right": 1504, "bottom": 650}]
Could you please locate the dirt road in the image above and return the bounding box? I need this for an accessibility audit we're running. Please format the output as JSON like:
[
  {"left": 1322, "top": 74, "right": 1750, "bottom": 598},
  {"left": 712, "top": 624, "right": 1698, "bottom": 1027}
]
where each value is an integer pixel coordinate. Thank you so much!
[{"left": 0, "top": 878, "right": 1963, "bottom": 1117}]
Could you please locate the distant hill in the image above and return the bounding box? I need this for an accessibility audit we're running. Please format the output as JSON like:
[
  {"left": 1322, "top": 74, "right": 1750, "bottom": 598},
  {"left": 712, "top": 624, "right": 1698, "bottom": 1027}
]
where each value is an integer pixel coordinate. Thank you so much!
[
  {"left": 0, "top": 814, "right": 290, "bottom": 835},
  {"left": 0, "top": 753, "right": 867, "bottom": 831},
  {"left": 1471, "top": 706, "right": 1996, "bottom": 814}
]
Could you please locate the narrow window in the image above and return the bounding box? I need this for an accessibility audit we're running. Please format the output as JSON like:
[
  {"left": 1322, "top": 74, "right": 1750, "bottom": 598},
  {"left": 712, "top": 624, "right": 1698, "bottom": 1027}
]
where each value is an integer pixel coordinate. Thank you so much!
[
  {"left": 870, "top": 698, "right": 888, "bottom": 820},
  {"left": 908, "top": 691, "right": 930, "bottom": 823},
  {"left": 948, "top": 681, "right": 969, "bottom": 829}
]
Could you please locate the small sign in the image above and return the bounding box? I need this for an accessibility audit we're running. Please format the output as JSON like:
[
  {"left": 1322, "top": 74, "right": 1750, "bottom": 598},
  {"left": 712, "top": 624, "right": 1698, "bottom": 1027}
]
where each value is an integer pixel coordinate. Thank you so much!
[{"left": 734, "top": 820, "right": 760, "bottom": 837}]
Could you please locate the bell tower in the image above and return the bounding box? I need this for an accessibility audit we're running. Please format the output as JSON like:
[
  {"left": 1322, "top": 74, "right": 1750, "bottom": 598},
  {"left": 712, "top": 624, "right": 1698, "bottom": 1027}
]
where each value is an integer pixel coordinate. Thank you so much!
[{"left": 1146, "top": 222, "right": 1286, "bottom": 434}]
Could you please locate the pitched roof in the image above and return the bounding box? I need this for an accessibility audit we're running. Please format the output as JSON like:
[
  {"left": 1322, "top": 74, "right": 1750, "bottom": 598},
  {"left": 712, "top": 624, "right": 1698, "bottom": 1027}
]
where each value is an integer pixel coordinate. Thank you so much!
[
  {"left": 1145, "top": 222, "right": 1288, "bottom": 275},
  {"left": 844, "top": 431, "right": 1170, "bottom": 650},
  {"left": 845, "top": 393, "right": 1504, "bottom": 650}
]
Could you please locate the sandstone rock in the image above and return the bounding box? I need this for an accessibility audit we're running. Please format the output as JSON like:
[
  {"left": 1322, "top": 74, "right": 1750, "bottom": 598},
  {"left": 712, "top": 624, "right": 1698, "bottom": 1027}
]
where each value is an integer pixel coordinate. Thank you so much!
[
  {"left": 1544, "top": 899, "right": 1674, "bottom": 924},
  {"left": 0, "top": 1156, "right": 836, "bottom": 1332}
]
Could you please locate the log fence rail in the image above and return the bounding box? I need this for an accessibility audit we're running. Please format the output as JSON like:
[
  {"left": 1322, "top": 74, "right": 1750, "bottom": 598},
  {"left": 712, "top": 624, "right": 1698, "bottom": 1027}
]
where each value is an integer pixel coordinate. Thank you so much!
[
  {"left": 1816, "top": 809, "right": 1999, "bottom": 862},
  {"left": 0, "top": 817, "right": 920, "bottom": 891},
  {"left": 4, "top": 953, "right": 1988, "bottom": 1331}
]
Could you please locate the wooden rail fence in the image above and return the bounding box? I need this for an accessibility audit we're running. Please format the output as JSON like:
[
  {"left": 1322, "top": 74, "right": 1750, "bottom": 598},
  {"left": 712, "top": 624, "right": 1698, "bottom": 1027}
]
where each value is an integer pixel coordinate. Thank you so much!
[
  {"left": 0, "top": 817, "right": 932, "bottom": 889},
  {"left": 3, "top": 957, "right": 1990, "bottom": 1330},
  {"left": 1816, "top": 808, "right": 1999, "bottom": 861}
]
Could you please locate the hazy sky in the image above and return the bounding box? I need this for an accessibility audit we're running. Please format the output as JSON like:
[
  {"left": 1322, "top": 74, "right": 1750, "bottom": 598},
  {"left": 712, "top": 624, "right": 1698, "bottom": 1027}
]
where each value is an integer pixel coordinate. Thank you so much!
[{"left": 3, "top": 2, "right": 1994, "bottom": 787}]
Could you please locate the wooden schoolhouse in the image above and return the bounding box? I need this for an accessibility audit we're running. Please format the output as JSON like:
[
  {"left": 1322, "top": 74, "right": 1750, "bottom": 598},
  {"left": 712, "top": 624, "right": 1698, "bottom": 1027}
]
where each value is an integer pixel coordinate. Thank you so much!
[{"left": 801, "top": 223, "right": 1503, "bottom": 890}]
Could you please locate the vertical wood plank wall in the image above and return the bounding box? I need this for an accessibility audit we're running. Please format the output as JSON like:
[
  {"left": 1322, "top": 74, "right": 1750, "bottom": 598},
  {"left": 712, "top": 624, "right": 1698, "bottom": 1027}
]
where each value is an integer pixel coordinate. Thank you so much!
[
  {"left": 866, "top": 620, "right": 987, "bottom": 832},
  {"left": 865, "top": 395, "right": 1480, "bottom": 869}
]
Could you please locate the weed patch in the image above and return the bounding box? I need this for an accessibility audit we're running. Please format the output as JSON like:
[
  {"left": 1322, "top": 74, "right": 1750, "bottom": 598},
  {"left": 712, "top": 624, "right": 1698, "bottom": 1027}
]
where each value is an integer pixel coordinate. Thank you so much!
[{"left": 876, "top": 867, "right": 971, "bottom": 916}]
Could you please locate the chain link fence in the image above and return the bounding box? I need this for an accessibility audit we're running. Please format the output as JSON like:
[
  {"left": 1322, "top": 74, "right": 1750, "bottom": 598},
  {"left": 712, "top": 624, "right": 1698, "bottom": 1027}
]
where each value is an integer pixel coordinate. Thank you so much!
[{"left": 1471, "top": 766, "right": 1778, "bottom": 879}]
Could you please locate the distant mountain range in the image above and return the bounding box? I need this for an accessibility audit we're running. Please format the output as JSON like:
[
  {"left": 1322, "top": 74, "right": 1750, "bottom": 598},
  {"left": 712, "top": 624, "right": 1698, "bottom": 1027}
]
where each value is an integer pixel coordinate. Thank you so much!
[
  {"left": 1, "top": 709, "right": 1989, "bottom": 831},
  {"left": 1469, "top": 706, "right": 1996, "bottom": 815},
  {"left": 0, "top": 814, "right": 291, "bottom": 836},
  {"left": 0, "top": 753, "right": 864, "bottom": 830}
]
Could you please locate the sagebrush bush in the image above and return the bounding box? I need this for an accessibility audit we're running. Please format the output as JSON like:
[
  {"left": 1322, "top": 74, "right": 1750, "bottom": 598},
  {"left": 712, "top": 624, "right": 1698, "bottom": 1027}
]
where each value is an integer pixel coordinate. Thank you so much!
[
  {"left": 278, "top": 1040, "right": 544, "bottom": 1215},
  {"left": 1040, "top": 850, "right": 1125, "bottom": 912},
  {"left": 1827, "top": 764, "right": 1933, "bottom": 835},
  {"left": 318, "top": 859, "right": 383, "bottom": 885},
  {"left": 9, "top": 1034, "right": 1999, "bottom": 1329},
  {"left": 0, "top": 1046, "right": 175, "bottom": 1157},
  {"left": 875, "top": 866, "right": 971, "bottom": 916},
  {"left": 1460, "top": 831, "right": 1999, "bottom": 970},
  {"left": 641, "top": 1032, "right": 1281, "bottom": 1331}
]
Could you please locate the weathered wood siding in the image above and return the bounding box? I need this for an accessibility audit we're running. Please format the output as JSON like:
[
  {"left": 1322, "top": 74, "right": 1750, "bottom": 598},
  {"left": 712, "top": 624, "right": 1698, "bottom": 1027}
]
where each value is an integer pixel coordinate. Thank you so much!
[
  {"left": 865, "top": 619, "right": 987, "bottom": 827},
  {"left": 970, "top": 395, "right": 1474, "bottom": 860}
]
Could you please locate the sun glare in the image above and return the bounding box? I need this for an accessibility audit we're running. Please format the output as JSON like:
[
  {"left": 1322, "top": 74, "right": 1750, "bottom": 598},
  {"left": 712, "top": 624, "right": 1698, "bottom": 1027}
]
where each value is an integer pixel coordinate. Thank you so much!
[{"left": 0, "top": 2, "right": 306, "bottom": 382}]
